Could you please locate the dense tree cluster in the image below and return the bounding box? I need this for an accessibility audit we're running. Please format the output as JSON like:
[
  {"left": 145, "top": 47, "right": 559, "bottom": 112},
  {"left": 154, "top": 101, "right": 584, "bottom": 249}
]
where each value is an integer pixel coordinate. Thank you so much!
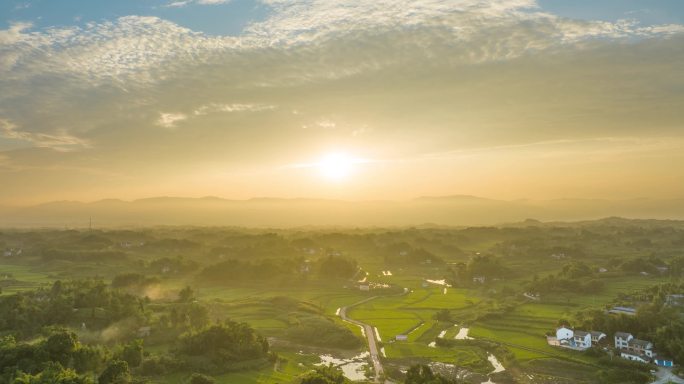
[
  {"left": 197, "top": 258, "right": 301, "bottom": 285},
  {"left": 297, "top": 364, "right": 348, "bottom": 384},
  {"left": 0, "top": 331, "right": 106, "bottom": 384},
  {"left": 0, "top": 280, "right": 143, "bottom": 338},
  {"left": 620, "top": 256, "right": 667, "bottom": 274},
  {"left": 317, "top": 256, "right": 358, "bottom": 280},
  {"left": 111, "top": 274, "right": 160, "bottom": 290},
  {"left": 41, "top": 249, "right": 125, "bottom": 262},
  {"left": 176, "top": 321, "right": 270, "bottom": 373},
  {"left": 404, "top": 365, "right": 461, "bottom": 384},
  {"left": 380, "top": 243, "right": 445, "bottom": 265}
]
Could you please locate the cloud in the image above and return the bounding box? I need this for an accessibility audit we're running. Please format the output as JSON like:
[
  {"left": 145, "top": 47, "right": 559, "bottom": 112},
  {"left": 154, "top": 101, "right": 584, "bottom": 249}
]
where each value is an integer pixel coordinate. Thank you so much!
[
  {"left": 156, "top": 103, "right": 276, "bottom": 128},
  {"left": 165, "top": 0, "right": 232, "bottom": 8},
  {"left": 193, "top": 103, "right": 276, "bottom": 115},
  {"left": 0, "top": 1, "right": 683, "bottom": 202},
  {"left": 0, "top": 118, "right": 89, "bottom": 150},
  {"left": 156, "top": 113, "right": 188, "bottom": 128}
]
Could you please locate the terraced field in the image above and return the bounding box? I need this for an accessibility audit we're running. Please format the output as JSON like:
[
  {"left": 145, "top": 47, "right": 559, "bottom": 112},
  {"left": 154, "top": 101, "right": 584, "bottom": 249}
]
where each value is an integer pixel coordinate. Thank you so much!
[{"left": 348, "top": 285, "right": 479, "bottom": 342}]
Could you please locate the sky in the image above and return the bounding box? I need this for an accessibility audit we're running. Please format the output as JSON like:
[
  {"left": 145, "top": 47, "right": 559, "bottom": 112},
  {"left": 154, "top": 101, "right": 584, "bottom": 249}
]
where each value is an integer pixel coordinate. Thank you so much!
[{"left": 0, "top": 0, "right": 683, "bottom": 205}]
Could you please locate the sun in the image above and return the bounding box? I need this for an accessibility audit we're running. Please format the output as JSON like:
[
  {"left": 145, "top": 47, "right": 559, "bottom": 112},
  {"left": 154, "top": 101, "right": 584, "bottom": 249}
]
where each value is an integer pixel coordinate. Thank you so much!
[{"left": 318, "top": 153, "right": 354, "bottom": 181}]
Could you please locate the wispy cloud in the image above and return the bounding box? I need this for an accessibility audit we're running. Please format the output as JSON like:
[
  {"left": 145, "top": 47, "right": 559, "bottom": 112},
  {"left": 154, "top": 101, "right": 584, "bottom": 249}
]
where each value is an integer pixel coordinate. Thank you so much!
[
  {"left": 193, "top": 103, "right": 276, "bottom": 115},
  {"left": 0, "top": 118, "right": 89, "bottom": 151},
  {"left": 156, "top": 113, "right": 188, "bottom": 128},
  {"left": 165, "top": 0, "right": 232, "bottom": 8}
]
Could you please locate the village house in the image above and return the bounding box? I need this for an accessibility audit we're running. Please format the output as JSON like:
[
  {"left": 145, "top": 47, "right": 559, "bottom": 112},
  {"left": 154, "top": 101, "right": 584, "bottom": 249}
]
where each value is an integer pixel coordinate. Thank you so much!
[
  {"left": 572, "top": 331, "right": 592, "bottom": 350},
  {"left": 621, "top": 350, "right": 651, "bottom": 363},
  {"left": 614, "top": 332, "right": 633, "bottom": 349},
  {"left": 556, "top": 326, "right": 573, "bottom": 341},
  {"left": 666, "top": 294, "right": 684, "bottom": 307},
  {"left": 3, "top": 248, "right": 22, "bottom": 257},
  {"left": 590, "top": 331, "right": 606, "bottom": 344},
  {"left": 552, "top": 327, "right": 596, "bottom": 350},
  {"left": 628, "top": 339, "right": 654, "bottom": 358},
  {"left": 614, "top": 332, "right": 656, "bottom": 363}
]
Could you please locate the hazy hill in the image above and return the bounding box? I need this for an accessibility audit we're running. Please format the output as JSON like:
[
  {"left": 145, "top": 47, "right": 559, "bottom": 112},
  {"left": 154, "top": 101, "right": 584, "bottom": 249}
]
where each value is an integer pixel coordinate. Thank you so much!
[{"left": 1, "top": 196, "right": 683, "bottom": 228}]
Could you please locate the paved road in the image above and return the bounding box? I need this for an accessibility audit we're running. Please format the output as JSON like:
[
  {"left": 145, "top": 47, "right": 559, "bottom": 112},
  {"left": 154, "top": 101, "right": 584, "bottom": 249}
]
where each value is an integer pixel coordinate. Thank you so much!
[
  {"left": 338, "top": 288, "right": 408, "bottom": 383},
  {"left": 338, "top": 296, "right": 385, "bottom": 383},
  {"left": 652, "top": 367, "right": 684, "bottom": 384}
]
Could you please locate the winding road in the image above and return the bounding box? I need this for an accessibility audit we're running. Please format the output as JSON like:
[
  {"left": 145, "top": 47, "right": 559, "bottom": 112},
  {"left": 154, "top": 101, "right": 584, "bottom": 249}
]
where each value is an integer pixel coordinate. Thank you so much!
[
  {"left": 338, "top": 296, "right": 385, "bottom": 382},
  {"left": 338, "top": 289, "right": 408, "bottom": 383}
]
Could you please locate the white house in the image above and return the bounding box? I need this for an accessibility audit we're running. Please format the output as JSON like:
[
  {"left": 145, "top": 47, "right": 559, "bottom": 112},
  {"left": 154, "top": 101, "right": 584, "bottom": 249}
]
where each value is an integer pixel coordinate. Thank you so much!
[
  {"left": 614, "top": 332, "right": 633, "bottom": 349},
  {"left": 628, "top": 339, "right": 654, "bottom": 358},
  {"left": 395, "top": 334, "right": 408, "bottom": 341},
  {"left": 590, "top": 331, "right": 606, "bottom": 344},
  {"left": 359, "top": 284, "right": 370, "bottom": 291},
  {"left": 472, "top": 276, "right": 486, "bottom": 284},
  {"left": 621, "top": 350, "right": 650, "bottom": 363},
  {"left": 556, "top": 326, "right": 573, "bottom": 341},
  {"left": 572, "top": 331, "right": 592, "bottom": 349}
]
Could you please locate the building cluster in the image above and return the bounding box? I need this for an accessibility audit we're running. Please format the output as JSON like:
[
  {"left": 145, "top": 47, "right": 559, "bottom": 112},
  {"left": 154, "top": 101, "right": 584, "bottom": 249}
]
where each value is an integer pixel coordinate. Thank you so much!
[
  {"left": 550, "top": 327, "right": 674, "bottom": 367},
  {"left": 3, "top": 248, "right": 22, "bottom": 257},
  {"left": 552, "top": 327, "right": 605, "bottom": 350}
]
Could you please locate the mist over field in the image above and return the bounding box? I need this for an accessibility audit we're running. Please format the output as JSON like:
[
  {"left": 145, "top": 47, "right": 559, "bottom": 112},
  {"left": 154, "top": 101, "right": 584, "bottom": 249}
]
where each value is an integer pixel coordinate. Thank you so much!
[{"left": 2, "top": 196, "right": 684, "bottom": 227}]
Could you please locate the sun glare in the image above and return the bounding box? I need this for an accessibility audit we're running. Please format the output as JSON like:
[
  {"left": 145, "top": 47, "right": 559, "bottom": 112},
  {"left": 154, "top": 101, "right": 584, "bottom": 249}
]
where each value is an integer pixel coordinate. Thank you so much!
[{"left": 318, "top": 153, "right": 354, "bottom": 181}]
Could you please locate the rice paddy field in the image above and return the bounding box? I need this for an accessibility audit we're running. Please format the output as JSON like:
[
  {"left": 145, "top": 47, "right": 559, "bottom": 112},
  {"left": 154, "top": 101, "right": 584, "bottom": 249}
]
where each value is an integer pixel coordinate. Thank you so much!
[{"left": 1, "top": 221, "right": 683, "bottom": 384}]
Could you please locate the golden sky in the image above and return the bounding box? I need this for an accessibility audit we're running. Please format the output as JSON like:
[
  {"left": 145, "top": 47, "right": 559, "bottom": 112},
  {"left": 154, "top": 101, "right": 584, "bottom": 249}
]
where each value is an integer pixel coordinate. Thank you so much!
[{"left": 0, "top": 1, "right": 683, "bottom": 205}]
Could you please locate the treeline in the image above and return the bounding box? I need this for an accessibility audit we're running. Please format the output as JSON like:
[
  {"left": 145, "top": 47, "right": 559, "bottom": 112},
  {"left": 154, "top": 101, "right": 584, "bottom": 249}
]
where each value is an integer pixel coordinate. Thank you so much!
[
  {"left": 526, "top": 261, "right": 604, "bottom": 295},
  {"left": 447, "top": 255, "right": 510, "bottom": 286},
  {"left": 41, "top": 249, "right": 126, "bottom": 262},
  {"left": 197, "top": 256, "right": 358, "bottom": 285}
]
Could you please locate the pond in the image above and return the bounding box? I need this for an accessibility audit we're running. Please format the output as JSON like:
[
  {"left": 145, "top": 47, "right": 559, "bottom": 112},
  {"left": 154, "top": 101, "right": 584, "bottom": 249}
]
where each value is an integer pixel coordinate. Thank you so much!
[{"left": 317, "top": 351, "right": 370, "bottom": 381}]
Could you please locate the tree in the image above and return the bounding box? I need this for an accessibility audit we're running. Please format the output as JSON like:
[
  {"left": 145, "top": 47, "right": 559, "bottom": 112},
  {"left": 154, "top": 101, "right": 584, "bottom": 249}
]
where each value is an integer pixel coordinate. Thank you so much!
[
  {"left": 14, "top": 362, "right": 94, "bottom": 384},
  {"left": 44, "top": 330, "right": 79, "bottom": 366},
  {"left": 98, "top": 360, "right": 131, "bottom": 384},
  {"left": 121, "top": 340, "right": 143, "bottom": 368},
  {"left": 318, "top": 256, "right": 357, "bottom": 279},
  {"left": 299, "top": 364, "right": 347, "bottom": 384},
  {"left": 178, "top": 286, "right": 195, "bottom": 303},
  {"left": 405, "top": 365, "right": 460, "bottom": 384},
  {"left": 432, "top": 309, "right": 452, "bottom": 323}
]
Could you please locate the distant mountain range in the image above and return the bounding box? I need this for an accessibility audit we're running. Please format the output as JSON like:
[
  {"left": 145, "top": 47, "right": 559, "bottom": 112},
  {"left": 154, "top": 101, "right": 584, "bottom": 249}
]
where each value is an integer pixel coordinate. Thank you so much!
[{"left": 0, "top": 195, "right": 683, "bottom": 227}]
